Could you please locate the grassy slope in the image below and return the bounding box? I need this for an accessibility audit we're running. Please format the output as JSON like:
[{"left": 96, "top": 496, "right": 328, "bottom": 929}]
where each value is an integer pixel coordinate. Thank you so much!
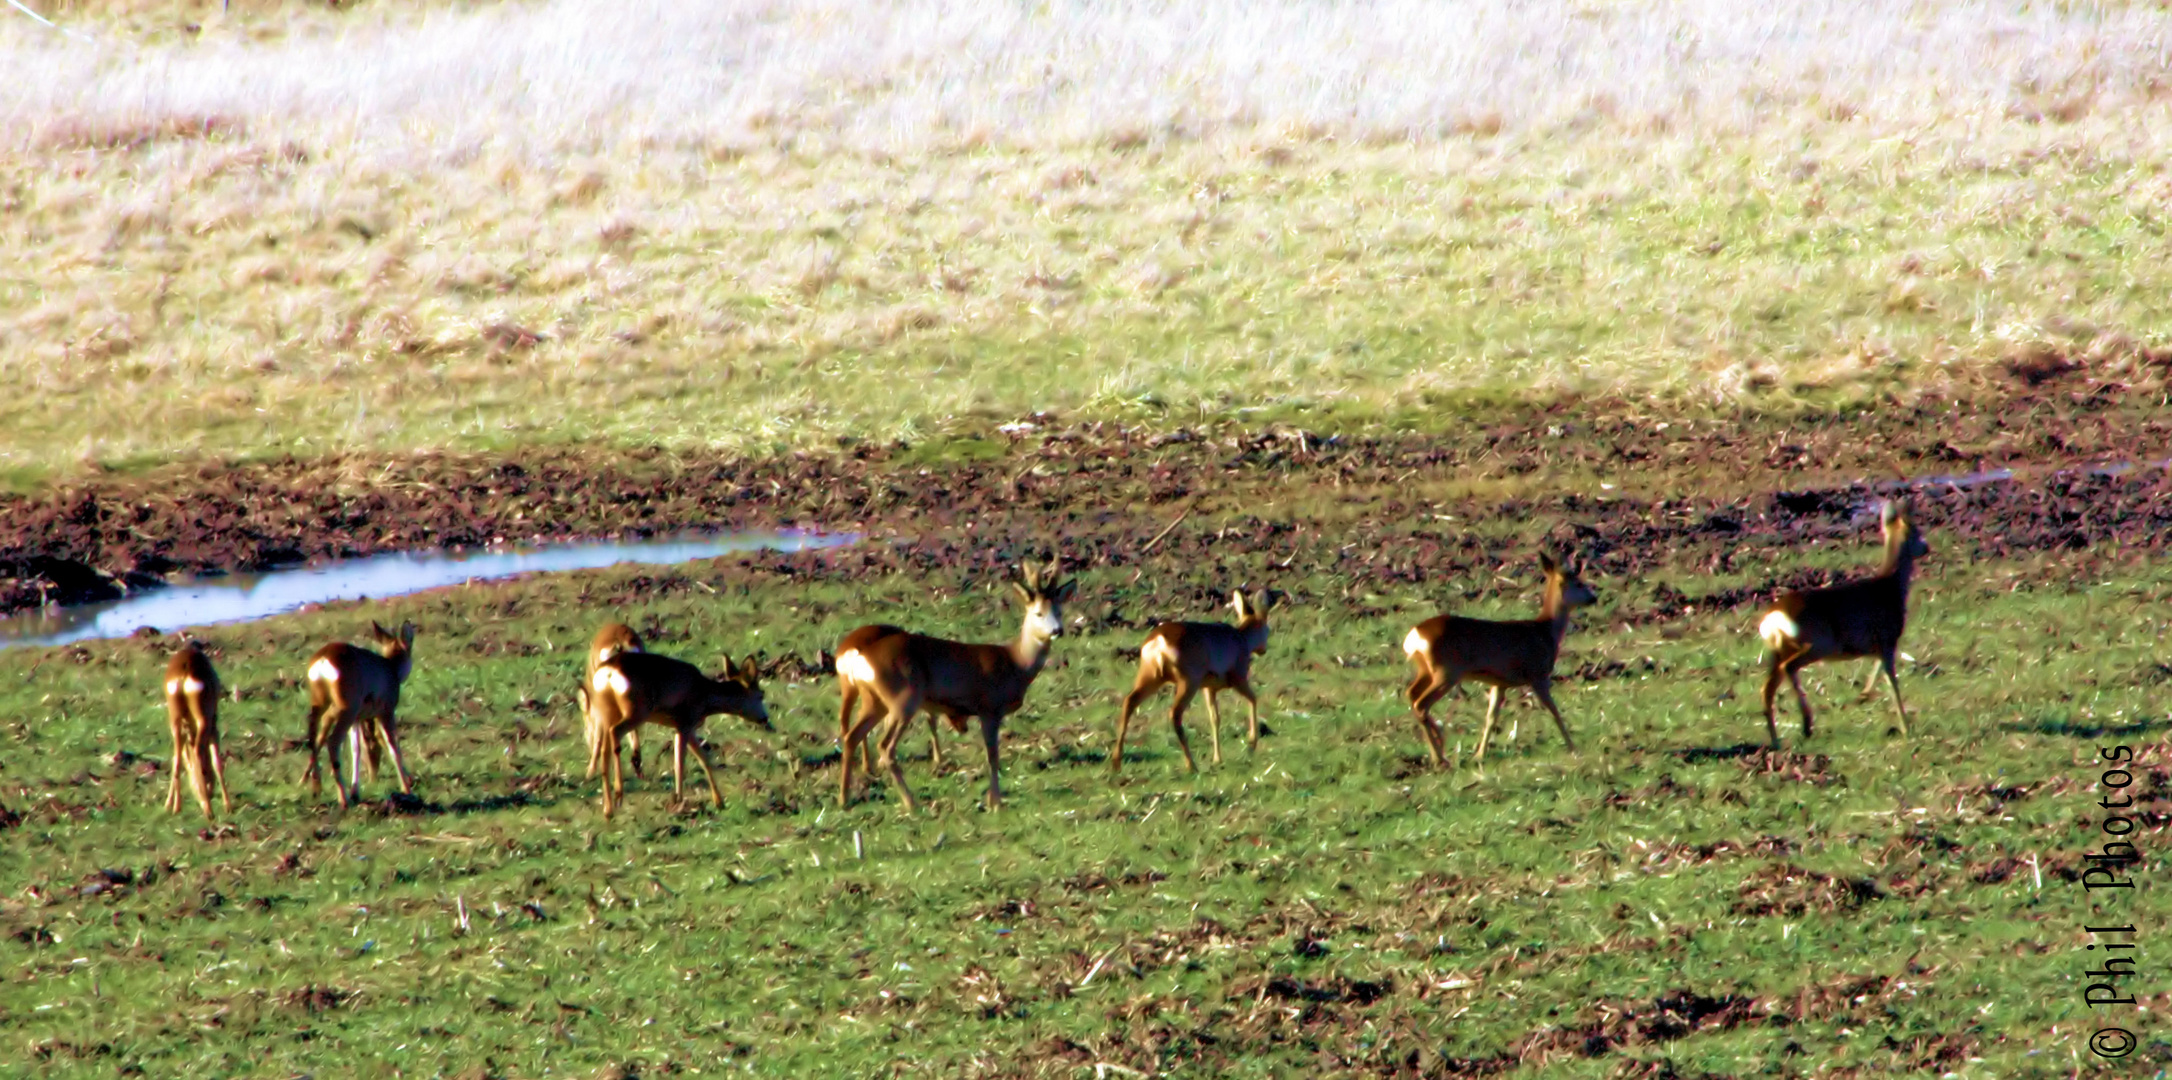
[
  {"left": 4, "top": 3, "right": 2172, "bottom": 484},
  {"left": 0, "top": 546, "right": 2161, "bottom": 1076}
]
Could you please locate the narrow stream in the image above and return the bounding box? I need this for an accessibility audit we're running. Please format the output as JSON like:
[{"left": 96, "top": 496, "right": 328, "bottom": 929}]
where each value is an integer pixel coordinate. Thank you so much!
[{"left": 0, "top": 530, "right": 855, "bottom": 650}]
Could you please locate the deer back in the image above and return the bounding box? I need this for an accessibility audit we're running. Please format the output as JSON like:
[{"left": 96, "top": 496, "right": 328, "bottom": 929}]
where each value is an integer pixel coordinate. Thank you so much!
[
  {"left": 306, "top": 628, "right": 413, "bottom": 718},
  {"left": 164, "top": 644, "right": 221, "bottom": 723},
  {"left": 588, "top": 622, "right": 644, "bottom": 674}
]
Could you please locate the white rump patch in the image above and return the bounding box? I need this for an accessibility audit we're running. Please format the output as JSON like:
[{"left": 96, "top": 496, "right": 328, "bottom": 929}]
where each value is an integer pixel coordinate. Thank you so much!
[
  {"left": 1141, "top": 636, "right": 1178, "bottom": 668},
  {"left": 307, "top": 657, "right": 339, "bottom": 684},
  {"left": 1758, "top": 610, "right": 1799, "bottom": 649},
  {"left": 1402, "top": 627, "right": 1428, "bottom": 658},
  {"left": 593, "top": 666, "right": 631, "bottom": 695},
  {"left": 164, "top": 678, "right": 182, "bottom": 695},
  {"left": 836, "top": 649, "right": 877, "bottom": 685},
  {"left": 180, "top": 677, "right": 204, "bottom": 694}
]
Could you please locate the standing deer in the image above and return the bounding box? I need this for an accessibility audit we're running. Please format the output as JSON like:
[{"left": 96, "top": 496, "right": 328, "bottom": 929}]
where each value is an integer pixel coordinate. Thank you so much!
[
  {"left": 1111, "top": 590, "right": 1273, "bottom": 774},
  {"left": 584, "top": 651, "right": 770, "bottom": 819},
  {"left": 835, "top": 559, "right": 1076, "bottom": 813},
  {"left": 578, "top": 622, "right": 647, "bottom": 781},
  {"left": 1757, "top": 498, "right": 1930, "bottom": 748},
  {"left": 301, "top": 621, "right": 418, "bottom": 808},
  {"left": 162, "top": 638, "right": 232, "bottom": 818},
  {"left": 1403, "top": 553, "right": 1597, "bottom": 766}
]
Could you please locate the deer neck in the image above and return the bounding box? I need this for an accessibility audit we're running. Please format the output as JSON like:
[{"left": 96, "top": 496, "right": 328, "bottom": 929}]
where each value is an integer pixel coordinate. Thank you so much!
[
  {"left": 1882, "top": 533, "right": 1921, "bottom": 597},
  {"left": 1010, "top": 625, "right": 1055, "bottom": 677},
  {"left": 1540, "top": 586, "right": 1575, "bottom": 648}
]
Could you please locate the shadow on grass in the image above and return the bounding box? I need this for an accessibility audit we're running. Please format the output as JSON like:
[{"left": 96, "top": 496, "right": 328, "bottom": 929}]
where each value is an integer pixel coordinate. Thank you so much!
[
  {"left": 1999, "top": 716, "right": 2167, "bottom": 739},
  {"left": 1674, "top": 743, "right": 1768, "bottom": 763}
]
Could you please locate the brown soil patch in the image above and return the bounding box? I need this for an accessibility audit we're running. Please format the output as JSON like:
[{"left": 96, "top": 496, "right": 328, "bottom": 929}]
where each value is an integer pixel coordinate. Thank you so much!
[{"left": 3, "top": 384, "right": 2168, "bottom": 619}]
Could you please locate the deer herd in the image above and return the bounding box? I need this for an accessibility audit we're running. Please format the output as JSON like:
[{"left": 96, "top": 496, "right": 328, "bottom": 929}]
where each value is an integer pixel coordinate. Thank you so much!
[{"left": 150, "top": 500, "right": 1933, "bottom": 823}]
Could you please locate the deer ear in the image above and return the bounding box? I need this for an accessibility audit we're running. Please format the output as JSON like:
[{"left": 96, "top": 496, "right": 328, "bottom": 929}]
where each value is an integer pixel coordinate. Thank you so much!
[
  {"left": 1538, "top": 552, "right": 1559, "bottom": 574},
  {"left": 1254, "top": 590, "right": 1274, "bottom": 613},
  {"left": 741, "top": 655, "right": 761, "bottom": 681},
  {"left": 1011, "top": 581, "right": 1034, "bottom": 604},
  {"left": 400, "top": 621, "right": 417, "bottom": 643},
  {"left": 1883, "top": 499, "right": 1908, "bottom": 525},
  {"left": 1053, "top": 579, "right": 1077, "bottom": 603},
  {"left": 1229, "top": 590, "right": 1247, "bottom": 616}
]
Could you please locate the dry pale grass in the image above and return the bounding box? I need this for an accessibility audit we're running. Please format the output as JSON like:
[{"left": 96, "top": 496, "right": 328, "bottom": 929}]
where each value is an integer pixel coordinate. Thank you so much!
[{"left": 2, "top": 0, "right": 2170, "bottom": 480}]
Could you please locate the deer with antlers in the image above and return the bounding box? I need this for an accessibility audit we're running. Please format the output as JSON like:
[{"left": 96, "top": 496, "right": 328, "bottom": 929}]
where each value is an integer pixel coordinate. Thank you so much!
[
  {"left": 1402, "top": 553, "right": 1597, "bottom": 766},
  {"left": 577, "top": 622, "right": 648, "bottom": 781},
  {"left": 1757, "top": 498, "right": 1930, "bottom": 748},
  {"left": 301, "top": 621, "right": 419, "bottom": 808},
  {"left": 1111, "top": 590, "right": 1273, "bottom": 774},
  {"left": 161, "top": 638, "right": 232, "bottom": 818},
  {"left": 585, "top": 651, "right": 770, "bottom": 818},
  {"left": 835, "top": 558, "right": 1076, "bottom": 812}
]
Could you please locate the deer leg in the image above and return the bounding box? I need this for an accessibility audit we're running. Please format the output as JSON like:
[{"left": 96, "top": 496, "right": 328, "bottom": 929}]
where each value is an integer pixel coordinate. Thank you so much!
[
  {"left": 1474, "top": 686, "right": 1506, "bottom": 760},
  {"left": 1760, "top": 652, "right": 1787, "bottom": 749},
  {"left": 192, "top": 737, "right": 216, "bottom": 818},
  {"left": 1533, "top": 681, "right": 1576, "bottom": 753},
  {"left": 165, "top": 717, "right": 186, "bottom": 814},
  {"left": 207, "top": 736, "right": 231, "bottom": 816},
  {"left": 301, "top": 704, "right": 325, "bottom": 795},
  {"left": 1204, "top": 688, "right": 1225, "bottom": 766},
  {"left": 377, "top": 716, "right": 415, "bottom": 795},
  {"left": 1783, "top": 653, "right": 1817, "bottom": 741},
  {"left": 1229, "top": 673, "right": 1262, "bottom": 752},
  {"left": 1879, "top": 649, "right": 1912, "bottom": 736},
  {"left": 1113, "top": 676, "right": 1163, "bottom": 775},
  {"left": 926, "top": 712, "right": 946, "bottom": 773},
  {"left": 840, "top": 705, "right": 887, "bottom": 808},
  {"left": 1168, "top": 683, "right": 1201, "bottom": 774},
  {"left": 836, "top": 682, "right": 859, "bottom": 768},
  {"left": 346, "top": 723, "right": 367, "bottom": 805},
  {"left": 877, "top": 700, "right": 922, "bottom": 814},
  {"left": 659, "top": 720, "right": 686, "bottom": 803},
  {"left": 582, "top": 685, "right": 601, "bottom": 780},
  {"left": 321, "top": 719, "right": 352, "bottom": 809},
  {"left": 361, "top": 718, "right": 383, "bottom": 782},
  {"left": 684, "top": 724, "right": 725, "bottom": 809},
  {"left": 978, "top": 713, "right": 1004, "bottom": 810},
  {"left": 601, "top": 719, "right": 622, "bottom": 819},
  {"left": 1409, "top": 670, "right": 1452, "bottom": 765},
  {"left": 625, "top": 725, "right": 645, "bottom": 782},
  {"left": 1859, "top": 662, "right": 1884, "bottom": 701}
]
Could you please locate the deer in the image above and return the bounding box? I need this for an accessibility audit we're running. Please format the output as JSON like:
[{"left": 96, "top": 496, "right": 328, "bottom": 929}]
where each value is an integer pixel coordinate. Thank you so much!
[
  {"left": 1110, "top": 589, "right": 1273, "bottom": 775},
  {"left": 577, "top": 622, "right": 647, "bottom": 781},
  {"left": 1402, "top": 553, "right": 1597, "bottom": 767},
  {"left": 301, "top": 621, "right": 418, "bottom": 808},
  {"left": 161, "top": 638, "right": 232, "bottom": 818},
  {"left": 835, "top": 558, "right": 1076, "bottom": 813},
  {"left": 1757, "top": 498, "right": 1930, "bottom": 748},
  {"left": 584, "top": 651, "right": 770, "bottom": 819}
]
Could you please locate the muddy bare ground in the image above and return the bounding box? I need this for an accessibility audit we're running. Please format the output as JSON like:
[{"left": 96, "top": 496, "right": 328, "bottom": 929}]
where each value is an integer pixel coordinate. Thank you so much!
[{"left": 3, "top": 383, "right": 2166, "bottom": 620}]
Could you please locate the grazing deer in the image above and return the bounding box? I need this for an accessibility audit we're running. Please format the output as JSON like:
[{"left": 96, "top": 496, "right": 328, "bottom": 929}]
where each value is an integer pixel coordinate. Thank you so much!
[
  {"left": 1403, "top": 553, "right": 1597, "bottom": 766},
  {"left": 301, "top": 621, "right": 418, "bottom": 808},
  {"left": 835, "top": 559, "right": 1076, "bottom": 813},
  {"left": 162, "top": 639, "right": 231, "bottom": 818},
  {"left": 1757, "top": 498, "right": 1930, "bottom": 748},
  {"left": 577, "top": 622, "right": 647, "bottom": 781},
  {"left": 1111, "top": 590, "right": 1273, "bottom": 774},
  {"left": 585, "top": 651, "right": 770, "bottom": 819}
]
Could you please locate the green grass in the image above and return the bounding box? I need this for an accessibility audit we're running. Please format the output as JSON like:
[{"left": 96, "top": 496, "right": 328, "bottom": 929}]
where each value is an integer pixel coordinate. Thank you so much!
[{"left": 0, "top": 550, "right": 2162, "bottom": 1076}]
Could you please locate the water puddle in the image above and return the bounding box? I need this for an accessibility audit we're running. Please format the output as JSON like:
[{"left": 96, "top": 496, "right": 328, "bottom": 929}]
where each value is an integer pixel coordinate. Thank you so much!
[
  {"left": 0, "top": 530, "right": 854, "bottom": 650},
  {"left": 1897, "top": 455, "right": 2172, "bottom": 491}
]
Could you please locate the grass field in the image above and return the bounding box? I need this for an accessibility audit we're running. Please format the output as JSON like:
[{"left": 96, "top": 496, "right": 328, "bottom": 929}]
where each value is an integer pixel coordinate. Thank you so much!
[
  {"left": 0, "top": 529, "right": 2164, "bottom": 1076},
  {"left": 3, "top": 1, "right": 2172, "bottom": 482},
  {"left": 2, "top": 2, "right": 2168, "bottom": 1076}
]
